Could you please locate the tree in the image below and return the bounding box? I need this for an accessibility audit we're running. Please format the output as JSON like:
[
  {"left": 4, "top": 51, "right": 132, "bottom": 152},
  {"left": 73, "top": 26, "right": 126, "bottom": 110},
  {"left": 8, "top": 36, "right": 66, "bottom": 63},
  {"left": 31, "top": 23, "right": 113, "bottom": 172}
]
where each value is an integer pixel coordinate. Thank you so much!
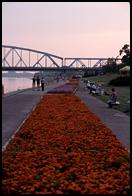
[
  {"left": 119, "top": 44, "right": 130, "bottom": 65},
  {"left": 103, "top": 58, "right": 117, "bottom": 73},
  {"left": 107, "top": 58, "right": 116, "bottom": 65}
]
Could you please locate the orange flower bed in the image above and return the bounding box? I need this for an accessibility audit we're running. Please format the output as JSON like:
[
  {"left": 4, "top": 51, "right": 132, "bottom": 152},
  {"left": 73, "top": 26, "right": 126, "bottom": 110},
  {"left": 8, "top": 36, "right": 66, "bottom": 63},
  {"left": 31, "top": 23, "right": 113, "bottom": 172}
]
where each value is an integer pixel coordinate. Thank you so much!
[
  {"left": 68, "top": 79, "right": 79, "bottom": 85},
  {"left": 2, "top": 94, "right": 130, "bottom": 194}
]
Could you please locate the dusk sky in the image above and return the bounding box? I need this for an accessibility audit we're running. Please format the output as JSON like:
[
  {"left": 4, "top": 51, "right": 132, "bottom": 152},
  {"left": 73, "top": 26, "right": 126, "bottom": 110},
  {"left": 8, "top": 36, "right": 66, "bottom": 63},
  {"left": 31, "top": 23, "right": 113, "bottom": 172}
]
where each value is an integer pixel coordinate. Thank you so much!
[{"left": 2, "top": 2, "right": 130, "bottom": 58}]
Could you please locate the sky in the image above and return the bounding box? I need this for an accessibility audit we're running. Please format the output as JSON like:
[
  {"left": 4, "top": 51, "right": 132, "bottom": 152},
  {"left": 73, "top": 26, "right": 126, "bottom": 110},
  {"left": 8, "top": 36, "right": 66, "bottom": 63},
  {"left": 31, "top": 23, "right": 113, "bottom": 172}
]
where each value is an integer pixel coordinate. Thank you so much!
[{"left": 2, "top": 2, "right": 130, "bottom": 58}]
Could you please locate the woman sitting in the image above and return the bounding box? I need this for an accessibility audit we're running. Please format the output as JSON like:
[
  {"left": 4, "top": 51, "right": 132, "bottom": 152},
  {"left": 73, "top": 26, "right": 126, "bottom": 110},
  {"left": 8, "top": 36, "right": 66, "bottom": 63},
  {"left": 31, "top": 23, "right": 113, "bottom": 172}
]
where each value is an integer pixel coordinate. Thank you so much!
[{"left": 107, "top": 88, "right": 118, "bottom": 108}]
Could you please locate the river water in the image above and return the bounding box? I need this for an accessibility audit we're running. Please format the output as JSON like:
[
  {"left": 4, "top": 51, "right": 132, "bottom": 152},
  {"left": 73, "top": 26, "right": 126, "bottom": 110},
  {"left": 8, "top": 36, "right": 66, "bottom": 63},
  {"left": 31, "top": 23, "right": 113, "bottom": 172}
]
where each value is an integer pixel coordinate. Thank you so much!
[{"left": 2, "top": 77, "right": 33, "bottom": 94}]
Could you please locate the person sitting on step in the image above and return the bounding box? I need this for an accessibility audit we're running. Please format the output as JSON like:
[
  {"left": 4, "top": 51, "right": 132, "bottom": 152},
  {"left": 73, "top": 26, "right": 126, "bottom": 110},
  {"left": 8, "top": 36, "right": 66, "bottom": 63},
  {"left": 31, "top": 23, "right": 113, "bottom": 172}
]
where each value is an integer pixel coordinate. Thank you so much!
[
  {"left": 91, "top": 83, "right": 97, "bottom": 95},
  {"left": 107, "top": 88, "right": 118, "bottom": 108}
]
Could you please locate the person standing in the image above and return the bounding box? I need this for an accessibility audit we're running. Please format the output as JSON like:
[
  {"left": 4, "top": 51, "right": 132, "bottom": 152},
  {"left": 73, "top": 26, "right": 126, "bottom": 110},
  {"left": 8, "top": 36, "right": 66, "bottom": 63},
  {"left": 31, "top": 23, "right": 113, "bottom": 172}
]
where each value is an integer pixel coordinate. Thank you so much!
[
  {"left": 32, "top": 77, "right": 36, "bottom": 90},
  {"left": 41, "top": 77, "right": 45, "bottom": 91},
  {"left": 37, "top": 76, "right": 40, "bottom": 90}
]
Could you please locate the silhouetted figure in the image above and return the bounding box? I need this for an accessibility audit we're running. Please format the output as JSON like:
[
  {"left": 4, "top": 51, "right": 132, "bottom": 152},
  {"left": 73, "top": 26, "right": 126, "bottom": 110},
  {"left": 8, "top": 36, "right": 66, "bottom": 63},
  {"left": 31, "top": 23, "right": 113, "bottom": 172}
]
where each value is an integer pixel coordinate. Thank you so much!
[
  {"left": 37, "top": 76, "right": 40, "bottom": 90},
  {"left": 32, "top": 77, "right": 36, "bottom": 90},
  {"left": 41, "top": 77, "right": 45, "bottom": 91}
]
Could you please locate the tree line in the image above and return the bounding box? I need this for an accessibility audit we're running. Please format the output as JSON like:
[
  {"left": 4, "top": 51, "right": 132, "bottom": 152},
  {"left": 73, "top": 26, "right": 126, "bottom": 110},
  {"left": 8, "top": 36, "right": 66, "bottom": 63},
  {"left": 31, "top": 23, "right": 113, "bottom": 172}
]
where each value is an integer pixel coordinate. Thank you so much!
[{"left": 102, "top": 44, "right": 130, "bottom": 74}]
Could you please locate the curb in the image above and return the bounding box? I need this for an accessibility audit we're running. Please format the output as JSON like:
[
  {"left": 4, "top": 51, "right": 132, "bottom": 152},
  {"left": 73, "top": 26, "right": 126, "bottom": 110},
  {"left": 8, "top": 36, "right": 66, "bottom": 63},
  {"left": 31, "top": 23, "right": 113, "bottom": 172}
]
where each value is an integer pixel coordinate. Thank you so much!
[{"left": 2, "top": 96, "right": 42, "bottom": 152}]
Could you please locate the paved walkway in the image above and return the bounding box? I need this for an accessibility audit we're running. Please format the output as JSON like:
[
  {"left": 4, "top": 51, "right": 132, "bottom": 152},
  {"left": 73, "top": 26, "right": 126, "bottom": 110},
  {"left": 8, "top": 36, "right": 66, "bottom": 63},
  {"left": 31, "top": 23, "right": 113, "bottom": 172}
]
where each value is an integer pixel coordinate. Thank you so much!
[
  {"left": 76, "top": 81, "right": 130, "bottom": 152},
  {"left": 2, "top": 80, "right": 130, "bottom": 152},
  {"left": 2, "top": 80, "right": 66, "bottom": 149}
]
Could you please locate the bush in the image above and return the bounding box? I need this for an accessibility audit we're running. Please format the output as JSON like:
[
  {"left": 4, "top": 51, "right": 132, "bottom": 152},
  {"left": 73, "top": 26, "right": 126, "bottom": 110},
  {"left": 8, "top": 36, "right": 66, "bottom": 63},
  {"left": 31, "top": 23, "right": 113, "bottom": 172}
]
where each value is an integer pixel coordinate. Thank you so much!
[{"left": 108, "top": 76, "right": 130, "bottom": 86}]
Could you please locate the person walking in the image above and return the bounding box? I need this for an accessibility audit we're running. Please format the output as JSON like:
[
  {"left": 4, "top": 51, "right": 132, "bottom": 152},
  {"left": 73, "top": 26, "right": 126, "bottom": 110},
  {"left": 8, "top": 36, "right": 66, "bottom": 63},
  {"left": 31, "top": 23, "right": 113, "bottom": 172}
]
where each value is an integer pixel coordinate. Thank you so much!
[{"left": 41, "top": 77, "right": 45, "bottom": 91}]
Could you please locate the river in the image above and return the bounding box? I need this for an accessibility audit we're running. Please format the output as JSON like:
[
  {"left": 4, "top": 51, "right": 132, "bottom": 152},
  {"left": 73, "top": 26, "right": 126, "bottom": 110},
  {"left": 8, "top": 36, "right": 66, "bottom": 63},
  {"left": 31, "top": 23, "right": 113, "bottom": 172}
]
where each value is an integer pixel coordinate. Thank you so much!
[{"left": 2, "top": 77, "right": 33, "bottom": 94}]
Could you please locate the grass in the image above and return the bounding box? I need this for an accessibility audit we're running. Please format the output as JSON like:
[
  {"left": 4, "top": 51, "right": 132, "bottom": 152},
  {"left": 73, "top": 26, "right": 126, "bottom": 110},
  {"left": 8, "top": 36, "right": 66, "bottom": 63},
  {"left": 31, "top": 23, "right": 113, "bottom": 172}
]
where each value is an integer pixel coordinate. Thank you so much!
[{"left": 82, "top": 73, "right": 130, "bottom": 115}]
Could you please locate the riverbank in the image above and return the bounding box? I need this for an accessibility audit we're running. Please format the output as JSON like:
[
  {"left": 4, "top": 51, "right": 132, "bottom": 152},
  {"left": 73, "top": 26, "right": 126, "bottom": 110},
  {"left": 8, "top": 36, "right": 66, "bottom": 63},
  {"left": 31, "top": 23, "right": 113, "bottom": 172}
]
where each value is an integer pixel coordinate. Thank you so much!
[{"left": 2, "top": 75, "right": 57, "bottom": 94}]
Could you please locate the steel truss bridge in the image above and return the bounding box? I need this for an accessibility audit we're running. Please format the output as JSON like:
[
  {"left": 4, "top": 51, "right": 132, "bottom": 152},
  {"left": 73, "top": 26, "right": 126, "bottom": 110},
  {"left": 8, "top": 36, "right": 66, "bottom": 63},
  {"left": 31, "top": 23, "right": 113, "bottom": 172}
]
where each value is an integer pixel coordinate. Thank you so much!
[{"left": 2, "top": 45, "right": 121, "bottom": 71}]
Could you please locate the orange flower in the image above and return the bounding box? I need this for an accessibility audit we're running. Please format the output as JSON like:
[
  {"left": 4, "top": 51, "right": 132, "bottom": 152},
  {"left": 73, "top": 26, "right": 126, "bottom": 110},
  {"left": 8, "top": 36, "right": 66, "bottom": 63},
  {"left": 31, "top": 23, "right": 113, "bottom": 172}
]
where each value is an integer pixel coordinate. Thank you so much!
[{"left": 2, "top": 93, "right": 130, "bottom": 194}]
